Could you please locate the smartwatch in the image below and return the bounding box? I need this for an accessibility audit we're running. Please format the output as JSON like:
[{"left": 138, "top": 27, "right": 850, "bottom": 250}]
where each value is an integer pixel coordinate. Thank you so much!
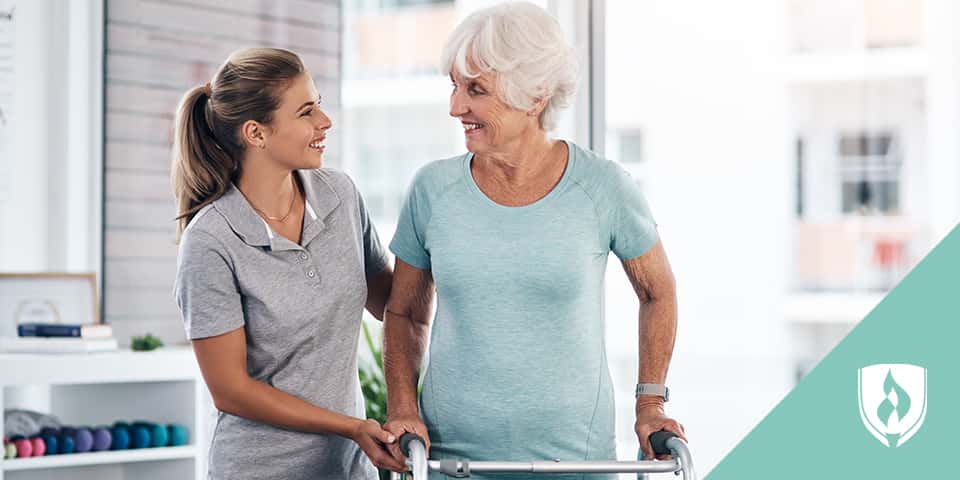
[{"left": 635, "top": 383, "right": 669, "bottom": 402}]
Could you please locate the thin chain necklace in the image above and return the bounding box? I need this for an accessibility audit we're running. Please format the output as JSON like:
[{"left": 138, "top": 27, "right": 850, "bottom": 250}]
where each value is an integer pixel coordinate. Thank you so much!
[{"left": 249, "top": 176, "right": 299, "bottom": 223}]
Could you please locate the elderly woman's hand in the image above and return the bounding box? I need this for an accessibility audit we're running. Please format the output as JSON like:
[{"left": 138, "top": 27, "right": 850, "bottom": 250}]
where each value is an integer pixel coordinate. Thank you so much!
[
  {"left": 383, "top": 413, "right": 432, "bottom": 468},
  {"left": 634, "top": 404, "right": 686, "bottom": 460}
]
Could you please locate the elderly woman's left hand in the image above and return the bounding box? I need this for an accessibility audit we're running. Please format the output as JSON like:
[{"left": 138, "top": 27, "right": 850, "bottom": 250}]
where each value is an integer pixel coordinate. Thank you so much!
[{"left": 634, "top": 404, "right": 686, "bottom": 460}]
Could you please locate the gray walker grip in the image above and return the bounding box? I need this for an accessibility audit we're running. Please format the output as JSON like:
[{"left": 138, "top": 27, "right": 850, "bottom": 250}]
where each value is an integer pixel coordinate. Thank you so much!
[
  {"left": 399, "top": 433, "right": 424, "bottom": 456},
  {"left": 650, "top": 430, "right": 679, "bottom": 456}
]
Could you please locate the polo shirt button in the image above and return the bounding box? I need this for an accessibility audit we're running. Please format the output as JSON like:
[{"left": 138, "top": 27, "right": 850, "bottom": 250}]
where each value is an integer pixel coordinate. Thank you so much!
[
  {"left": 300, "top": 252, "right": 309, "bottom": 260},
  {"left": 307, "top": 270, "right": 316, "bottom": 278}
]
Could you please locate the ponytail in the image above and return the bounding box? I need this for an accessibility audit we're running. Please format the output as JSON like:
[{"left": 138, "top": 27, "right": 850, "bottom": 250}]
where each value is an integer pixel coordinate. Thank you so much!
[{"left": 171, "top": 86, "right": 239, "bottom": 240}]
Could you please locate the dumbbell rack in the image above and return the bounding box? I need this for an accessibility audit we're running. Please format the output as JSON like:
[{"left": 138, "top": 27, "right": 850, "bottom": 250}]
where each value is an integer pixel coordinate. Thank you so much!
[{"left": 0, "top": 347, "right": 206, "bottom": 480}]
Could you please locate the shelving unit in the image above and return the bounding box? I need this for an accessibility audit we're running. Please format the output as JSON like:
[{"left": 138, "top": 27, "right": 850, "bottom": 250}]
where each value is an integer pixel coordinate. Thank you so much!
[{"left": 0, "top": 347, "right": 205, "bottom": 480}]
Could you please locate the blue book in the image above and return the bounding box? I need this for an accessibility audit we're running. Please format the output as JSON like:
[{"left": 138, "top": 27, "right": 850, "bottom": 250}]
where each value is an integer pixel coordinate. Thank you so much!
[{"left": 17, "top": 323, "right": 113, "bottom": 339}]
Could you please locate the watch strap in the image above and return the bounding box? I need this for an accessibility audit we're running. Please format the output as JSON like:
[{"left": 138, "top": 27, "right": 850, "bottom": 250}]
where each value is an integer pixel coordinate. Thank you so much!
[{"left": 635, "top": 383, "right": 669, "bottom": 402}]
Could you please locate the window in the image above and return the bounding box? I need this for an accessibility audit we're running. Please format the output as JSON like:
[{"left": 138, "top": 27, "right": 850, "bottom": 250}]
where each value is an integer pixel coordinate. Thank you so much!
[
  {"left": 837, "top": 132, "right": 901, "bottom": 215},
  {"left": 786, "top": 0, "right": 924, "bottom": 52}
]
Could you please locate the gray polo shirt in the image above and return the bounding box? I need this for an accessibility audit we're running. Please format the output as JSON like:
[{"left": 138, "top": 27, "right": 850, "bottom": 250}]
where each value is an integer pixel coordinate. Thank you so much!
[{"left": 174, "top": 168, "right": 388, "bottom": 480}]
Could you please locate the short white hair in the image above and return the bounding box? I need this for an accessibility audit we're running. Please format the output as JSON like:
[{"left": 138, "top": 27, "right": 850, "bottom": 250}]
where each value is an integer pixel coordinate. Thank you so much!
[{"left": 440, "top": 1, "right": 579, "bottom": 131}]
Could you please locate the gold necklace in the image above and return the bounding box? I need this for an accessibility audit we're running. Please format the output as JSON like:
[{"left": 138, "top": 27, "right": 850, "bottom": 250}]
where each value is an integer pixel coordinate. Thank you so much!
[{"left": 250, "top": 178, "right": 298, "bottom": 223}]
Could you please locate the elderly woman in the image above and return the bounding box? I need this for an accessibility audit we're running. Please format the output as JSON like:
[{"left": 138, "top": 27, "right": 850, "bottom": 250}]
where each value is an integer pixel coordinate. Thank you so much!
[{"left": 383, "top": 2, "right": 685, "bottom": 477}]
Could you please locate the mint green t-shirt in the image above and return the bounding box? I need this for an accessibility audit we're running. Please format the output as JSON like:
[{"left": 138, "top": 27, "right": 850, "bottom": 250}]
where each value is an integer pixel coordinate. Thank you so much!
[{"left": 389, "top": 140, "right": 658, "bottom": 479}]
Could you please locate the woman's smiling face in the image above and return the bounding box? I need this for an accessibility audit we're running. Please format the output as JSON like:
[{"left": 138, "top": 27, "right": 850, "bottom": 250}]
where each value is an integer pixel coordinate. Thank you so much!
[
  {"left": 448, "top": 69, "right": 539, "bottom": 154},
  {"left": 261, "top": 72, "right": 332, "bottom": 170}
]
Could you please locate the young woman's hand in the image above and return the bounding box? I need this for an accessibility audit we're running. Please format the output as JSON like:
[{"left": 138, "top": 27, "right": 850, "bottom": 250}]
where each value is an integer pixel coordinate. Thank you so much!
[
  {"left": 383, "top": 414, "right": 431, "bottom": 465},
  {"left": 350, "top": 418, "right": 408, "bottom": 472}
]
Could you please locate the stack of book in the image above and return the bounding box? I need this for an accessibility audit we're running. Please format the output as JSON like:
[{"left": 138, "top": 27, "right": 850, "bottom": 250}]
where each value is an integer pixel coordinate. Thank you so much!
[{"left": 0, "top": 323, "right": 118, "bottom": 353}]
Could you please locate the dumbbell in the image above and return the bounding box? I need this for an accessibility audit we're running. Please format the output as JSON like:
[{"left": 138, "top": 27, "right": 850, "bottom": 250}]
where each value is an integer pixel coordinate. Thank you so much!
[
  {"left": 60, "top": 427, "right": 94, "bottom": 453},
  {"left": 3, "top": 438, "right": 17, "bottom": 459},
  {"left": 57, "top": 428, "right": 76, "bottom": 454},
  {"left": 92, "top": 427, "right": 113, "bottom": 451},
  {"left": 41, "top": 433, "right": 59, "bottom": 455},
  {"left": 132, "top": 422, "right": 169, "bottom": 448},
  {"left": 168, "top": 424, "right": 189, "bottom": 446},
  {"left": 10, "top": 435, "right": 32, "bottom": 458}
]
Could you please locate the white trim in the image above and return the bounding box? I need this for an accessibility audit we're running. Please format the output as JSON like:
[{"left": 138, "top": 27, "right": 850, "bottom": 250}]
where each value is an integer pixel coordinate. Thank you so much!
[
  {"left": 588, "top": 0, "right": 605, "bottom": 154},
  {"left": 305, "top": 199, "right": 318, "bottom": 221},
  {"left": 260, "top": 219, "right": 274, "bottom": 239},
  {"left": 65, "top": 0, "right": 103, "bottom": 276}
]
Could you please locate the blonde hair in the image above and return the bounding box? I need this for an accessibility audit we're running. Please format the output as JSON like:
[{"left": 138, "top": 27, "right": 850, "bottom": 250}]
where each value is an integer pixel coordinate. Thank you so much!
[
  {"left": 440, "top": 1, "right": 579, "bottom": 131},
  {"left": 171, "top": 47, "right": 306, "bottom": 240}
]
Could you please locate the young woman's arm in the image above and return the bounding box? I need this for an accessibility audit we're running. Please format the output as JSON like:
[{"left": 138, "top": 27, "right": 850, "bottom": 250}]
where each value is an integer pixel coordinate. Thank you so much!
[
  {"left": 192, "top": 328, "right": 406, "bottom": 472},
  {"left": 365, "top": 265, "right": 394, "bottom": 321}
]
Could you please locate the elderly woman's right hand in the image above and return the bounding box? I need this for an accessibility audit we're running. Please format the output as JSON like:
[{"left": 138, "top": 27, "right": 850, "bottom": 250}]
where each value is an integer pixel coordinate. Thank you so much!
[{"left": 384, "top": 413, "right": 431, "bottom": 467}]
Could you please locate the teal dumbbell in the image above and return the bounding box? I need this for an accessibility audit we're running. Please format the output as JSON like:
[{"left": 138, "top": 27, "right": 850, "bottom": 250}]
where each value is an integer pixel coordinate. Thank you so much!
[{"left": 167, "top": 424, "right": 189, "bottom": 446}]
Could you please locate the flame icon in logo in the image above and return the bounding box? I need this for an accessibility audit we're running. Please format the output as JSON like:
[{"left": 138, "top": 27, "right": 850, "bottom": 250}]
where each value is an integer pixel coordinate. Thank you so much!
[{"left": 858, "top": 364, "right": 927, "bottom": 447}]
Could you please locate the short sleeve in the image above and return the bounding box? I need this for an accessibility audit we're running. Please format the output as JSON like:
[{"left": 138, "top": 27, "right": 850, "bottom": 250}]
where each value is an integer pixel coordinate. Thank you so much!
[
  {"left": 357, "top": 190, "right": 389, "bottom": 278},
  {"left": 174, "top": 229, "right": 244, "bottom": 340},
  {"left": 389, "top": 172, "right": 432, "bottom": 270},
  {"left": 607, "top": 165, "right": 659, "bottom": 260}
]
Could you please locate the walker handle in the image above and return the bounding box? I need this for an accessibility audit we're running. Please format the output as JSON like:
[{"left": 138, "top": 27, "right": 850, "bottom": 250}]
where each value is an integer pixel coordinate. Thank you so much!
[
  {"left": 650, "top": 430, "right": 679, "bottom": 456},
  {"left": 400, "top": 432, "right": 426, "bottom": 456}
]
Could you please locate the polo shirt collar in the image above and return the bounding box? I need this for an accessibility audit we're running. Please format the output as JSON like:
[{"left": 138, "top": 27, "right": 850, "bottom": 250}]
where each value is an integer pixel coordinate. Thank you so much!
[
  {"left": 213, "top": 169, "right": 341, "bottom": 249},
  {"left": 298, "top": 169, "right": 341, "bottom": 246}
]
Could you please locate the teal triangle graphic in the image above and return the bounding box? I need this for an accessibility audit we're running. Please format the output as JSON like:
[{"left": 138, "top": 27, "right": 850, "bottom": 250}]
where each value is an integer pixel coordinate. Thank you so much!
[{"left": 705, "top": 225, "right": 960, "bottom": 479}]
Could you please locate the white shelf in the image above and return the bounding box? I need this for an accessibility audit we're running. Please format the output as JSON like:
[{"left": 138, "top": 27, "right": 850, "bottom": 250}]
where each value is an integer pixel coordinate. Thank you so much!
[
  {"left": 0, "top": 347, "right": 199, "bottom": 385},
  {"left": 2, "top": 446, "right": 196, "bottom": 471},
  {"left": 0, "top": 347, "right": 206, "bottom": 479}
]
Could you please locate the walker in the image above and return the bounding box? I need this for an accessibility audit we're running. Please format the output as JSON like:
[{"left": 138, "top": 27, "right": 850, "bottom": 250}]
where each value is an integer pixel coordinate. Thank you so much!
[{"left": 389, "top": 430, "right": 695, "bottom": 480}]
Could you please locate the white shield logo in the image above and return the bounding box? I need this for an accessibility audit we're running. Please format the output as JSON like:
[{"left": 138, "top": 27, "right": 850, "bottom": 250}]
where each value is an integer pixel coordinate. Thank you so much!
[{"left": 857, "top": 363, "right": 927, "bottom": 447}]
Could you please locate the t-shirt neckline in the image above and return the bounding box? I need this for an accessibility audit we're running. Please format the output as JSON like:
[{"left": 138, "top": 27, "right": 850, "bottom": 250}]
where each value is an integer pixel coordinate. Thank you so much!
[{"left": 463, "top": 139, "right": 576, "bottom": 212}]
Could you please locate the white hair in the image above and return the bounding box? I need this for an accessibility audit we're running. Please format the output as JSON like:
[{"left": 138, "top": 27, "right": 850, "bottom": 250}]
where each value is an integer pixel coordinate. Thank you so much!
[{"left": 440, "top": 1, "right": 579, "bottom": 131}]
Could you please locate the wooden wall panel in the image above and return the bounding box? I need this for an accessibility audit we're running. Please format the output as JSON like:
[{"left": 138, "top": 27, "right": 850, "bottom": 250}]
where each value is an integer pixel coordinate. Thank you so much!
[
  {"left": 103, "top": 0, "right": 341, "bottom": 345},
  {"left": 0, "top": 11, "right": 13, "bottom": 202}
]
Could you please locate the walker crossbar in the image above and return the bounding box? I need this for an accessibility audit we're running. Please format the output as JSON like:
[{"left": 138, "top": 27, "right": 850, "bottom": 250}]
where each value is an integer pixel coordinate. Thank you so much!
[{"left": 390, "top": 430, "right": 696, "bottom": 480}]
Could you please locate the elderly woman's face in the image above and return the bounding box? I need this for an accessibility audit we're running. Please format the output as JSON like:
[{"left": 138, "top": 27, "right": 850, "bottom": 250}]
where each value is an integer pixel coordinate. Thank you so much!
[{"left": 449, "top": 69, "right": 535, "bottom": 153}]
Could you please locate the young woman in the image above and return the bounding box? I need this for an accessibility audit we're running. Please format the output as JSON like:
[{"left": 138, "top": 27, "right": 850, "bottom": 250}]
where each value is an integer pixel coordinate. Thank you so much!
[{"left": 172, "top": 48, "right": 404, "bottom": 479}]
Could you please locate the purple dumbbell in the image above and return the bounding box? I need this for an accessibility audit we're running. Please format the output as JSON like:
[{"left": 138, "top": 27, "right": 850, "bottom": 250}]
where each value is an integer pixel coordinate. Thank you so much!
[{"left": 91, "top": 427, "right": 112, "bottom": 451}]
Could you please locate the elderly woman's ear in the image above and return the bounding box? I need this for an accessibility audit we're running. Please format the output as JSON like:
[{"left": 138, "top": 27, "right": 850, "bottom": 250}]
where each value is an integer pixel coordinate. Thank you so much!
[{"left": 528, "top": 96, "right": 550, "bottom": 117}]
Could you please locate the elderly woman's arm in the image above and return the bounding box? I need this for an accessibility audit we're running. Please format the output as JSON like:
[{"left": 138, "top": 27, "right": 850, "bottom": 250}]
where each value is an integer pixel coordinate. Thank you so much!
[
  {"left": 622, "top": 239, "right": 687, "bottom": 459},
  {"left": 383, "top": 259, "right": 435, "bottom": 462}
]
